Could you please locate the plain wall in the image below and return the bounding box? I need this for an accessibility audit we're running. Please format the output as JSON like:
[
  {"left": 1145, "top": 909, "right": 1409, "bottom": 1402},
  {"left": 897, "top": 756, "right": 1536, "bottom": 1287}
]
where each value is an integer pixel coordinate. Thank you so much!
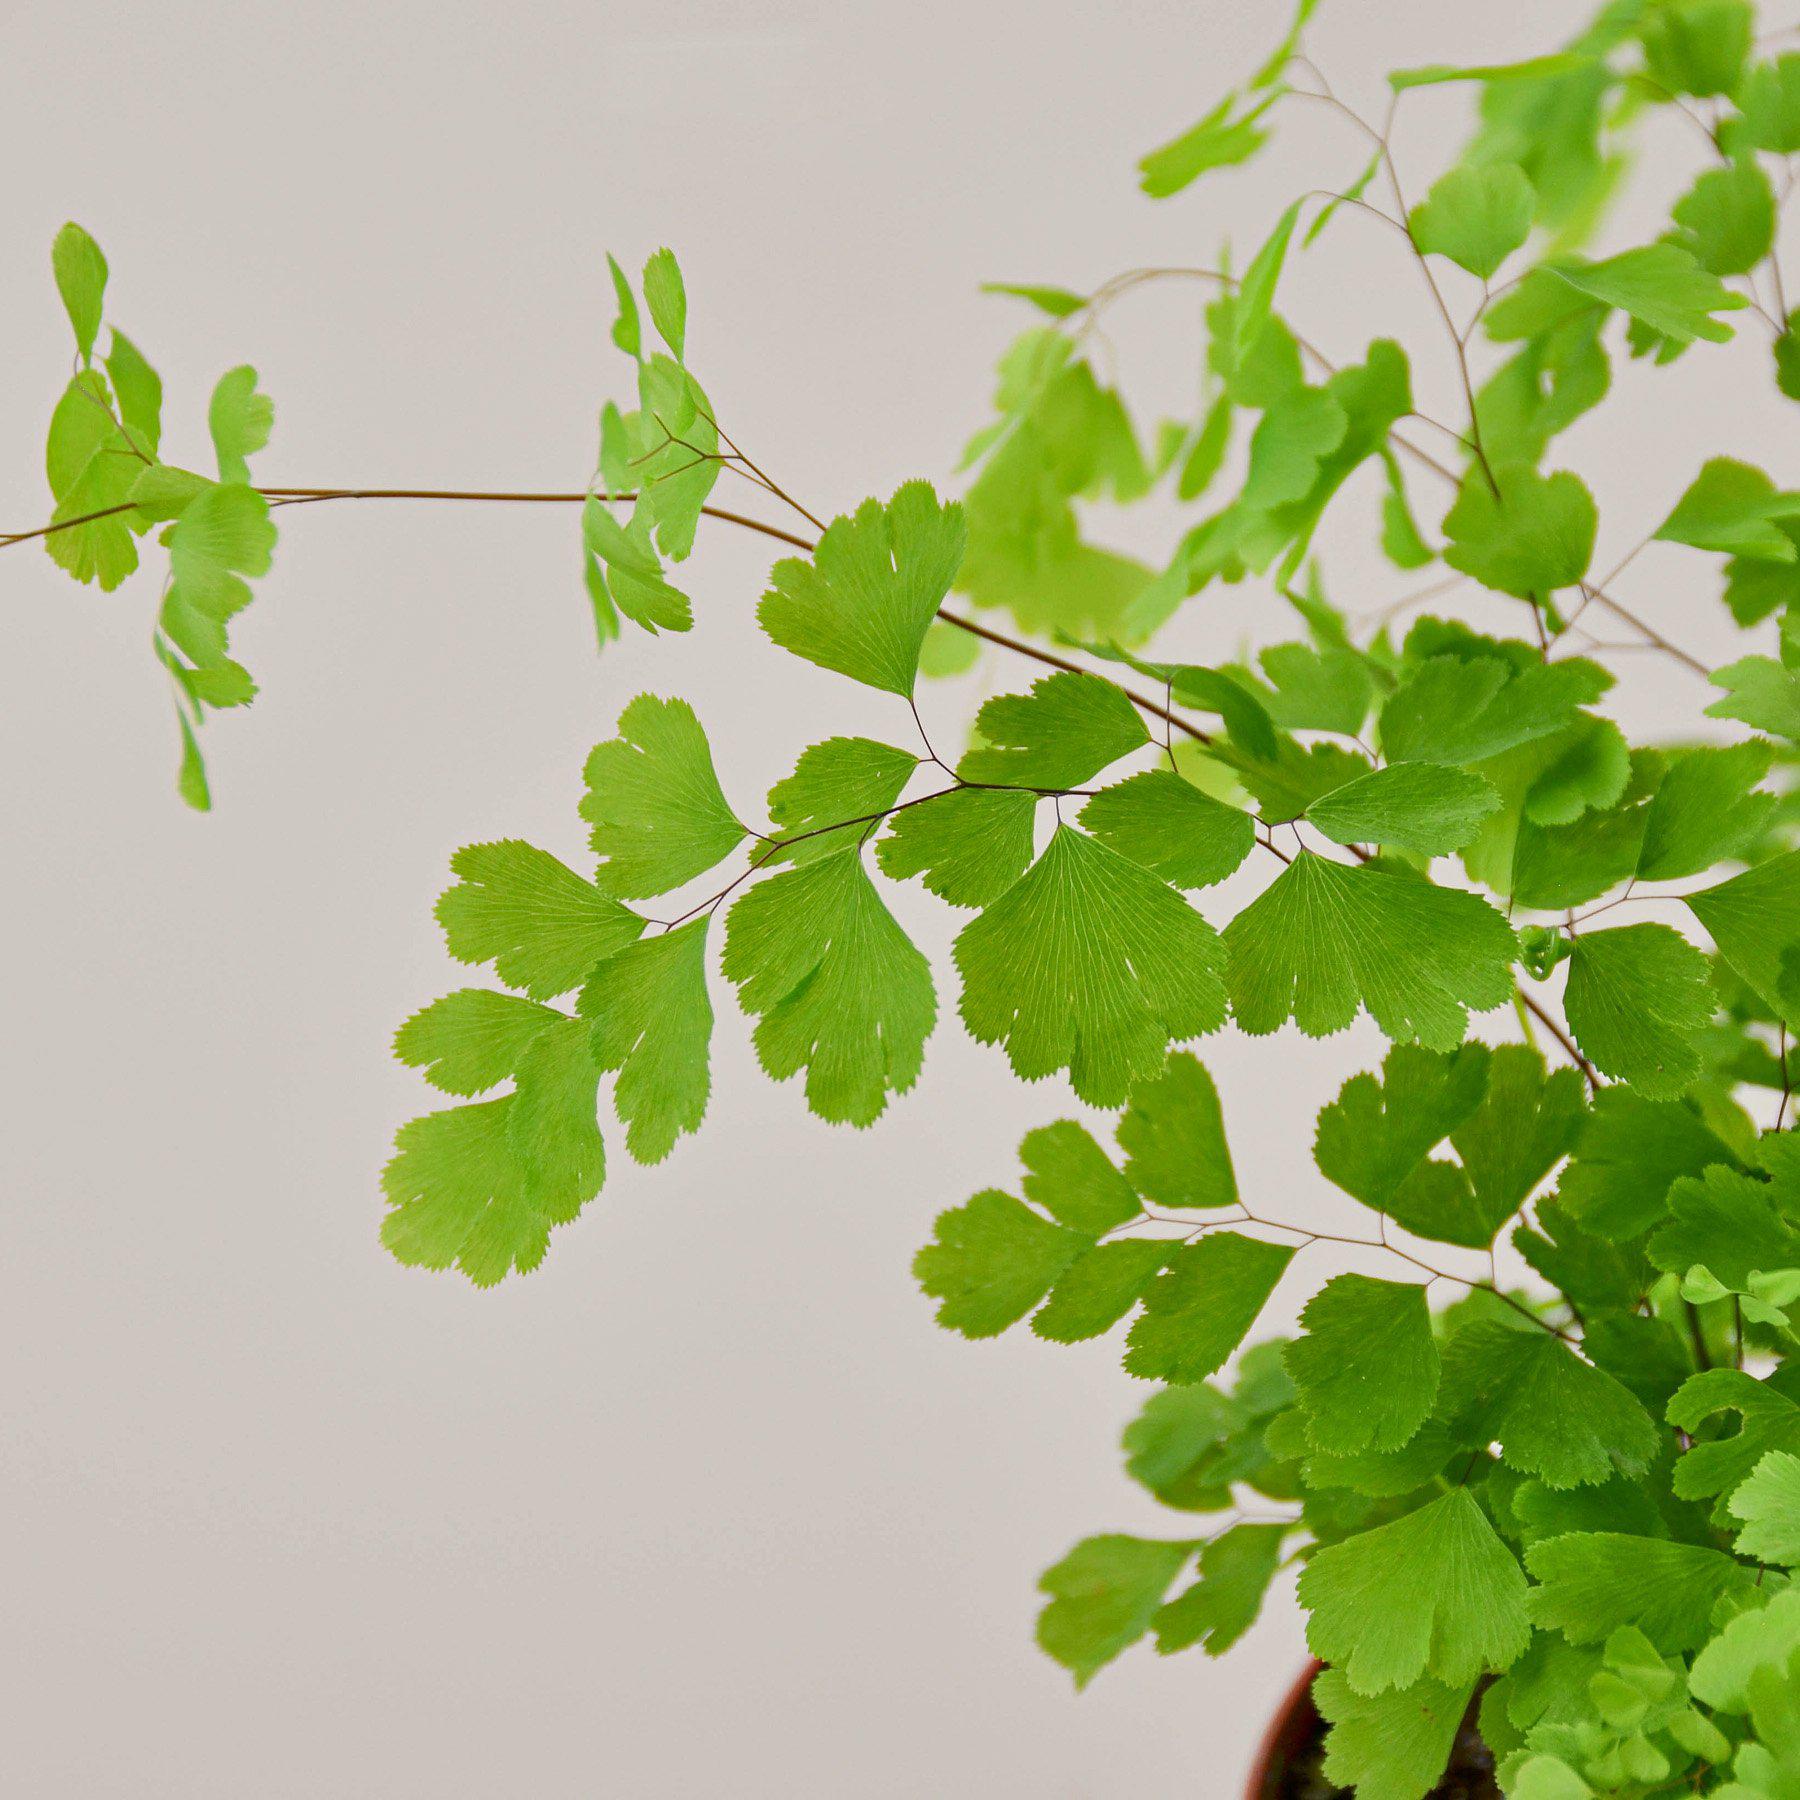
[{"left": 0, "top": 2, "right": 1780, "bottom": 1794}]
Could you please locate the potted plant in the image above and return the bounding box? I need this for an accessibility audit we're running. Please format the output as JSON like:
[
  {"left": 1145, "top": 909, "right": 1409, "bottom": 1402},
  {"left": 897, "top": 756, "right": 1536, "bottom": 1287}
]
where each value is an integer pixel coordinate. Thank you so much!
[{"left": 13, "top": 0, "right": 1800, "bottom": 1791}]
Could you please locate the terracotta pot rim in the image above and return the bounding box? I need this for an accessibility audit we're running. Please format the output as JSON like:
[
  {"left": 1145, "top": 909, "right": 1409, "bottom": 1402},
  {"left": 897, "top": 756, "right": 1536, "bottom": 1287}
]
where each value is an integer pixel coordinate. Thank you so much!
[{"left": 1245, "top": 1660, "right": 1323, "bottom": 1799}]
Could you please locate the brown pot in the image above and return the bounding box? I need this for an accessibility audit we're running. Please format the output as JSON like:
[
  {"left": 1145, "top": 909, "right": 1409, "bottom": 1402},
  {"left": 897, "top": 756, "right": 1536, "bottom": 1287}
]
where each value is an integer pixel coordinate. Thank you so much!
[{"left": 1245, "top": 1661, "right": 1324, "bottom": 1799}]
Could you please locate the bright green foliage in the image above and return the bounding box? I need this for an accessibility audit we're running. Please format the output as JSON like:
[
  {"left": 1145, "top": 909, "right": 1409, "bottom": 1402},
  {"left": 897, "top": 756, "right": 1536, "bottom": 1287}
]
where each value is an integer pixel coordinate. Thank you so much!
[
  {"left": 1672, "top": 163, "right": 1776, "bottom": 276},
  {"left": 1526, "top": 1534, "right": 1755, "bottom": 1653},
  {"left": 723, "top": 850, "right": 934, "bottom": 1125},
  {"left": 580, "top": 920, "right": 714, "bottom": 1164},
  {"left": 959, "top": 671, "right": 1149, "bottom": 788},
  {"left": 1151, "top": 1522, "right": 1286, "bottom": 1656},
  {"left": 1637, "top": 740, "right": 1775, "bottom": 879},
  {"left": 955, "top": 826, "right": 1226, "bottom": 1105},
  {"left": 1035, "top": 1536, "right": 1195, "bottom": 1687},
  {"left": 51, "top": 221, "right": 107, "bottom": 361},
  {"left": 41, "top": 8, "right": 1800, "bottom": 1785},
  {"left": 1224, "top": 853, "right": 1516, "bottom": 1049},
  {"left": 1562, "top": 924, "right": 1716, "bottom": 1097},
  {"left": 1379, "top": 654, "right": 1610, "bottom": 766},
  {"left": 581, "top": 696, "right": 746, "bottom": 896},
  {"left": 1728, "top": 1452, "right": 1800, "bottom": 1564},
  {"left": 1436, "top": 1321, "right": 1658, "bottom": 1489},
  {"left": 1287, "top": 1276, "right": 1439, "bottom": 1453},
  {"left": 1549, "top": 244, "right": 1748, "bottom": 345},
  {"left": 873, "top": 786, "right": 1037, "bottom": 905},
  {"left": 382, "top": 1015, "right": 605, "bottom": 1287},
  {"left": 1113, "top": 1052, "right": 1237, "bottom": 1211},
  {"left": 764, "top": 737, "right": 917, "bottom": 865},
  {"left": 1314, "top": 1670, "right": 1477, "bottom": 1800},
  {"left": 436, "top": 840, "right": 644, "bottom": 1000},
  {"left": 1299, "top": 1490, "right": 1531, "bottom": 1693},
  {"left": 1688, "top": 850, "right": 1800, "bottom": 1023},
  {"left": 1123, "top": 1232, "right": 1295, "bottom": 1383},
  {"left": 759, "top": 482, "right": 965, "bottom": 695},
  {"left": 1410, "top": 162, "right": 1535, "bottom": 280},
  {"left": 1304, "top": 762, "right": 1502, "bottom": 856},
  {"left": 1079, "top": 770, "right": 1255, "bottom": 888},
  {"left": 1442, "top": 463, "right": 1597, "bottom": 600},
  {"left": 1656, "top": 458, "right": 1800, "bottom": 561},
  {"left": 393, "top": 989, "right": 561, "bottom": 1095}
]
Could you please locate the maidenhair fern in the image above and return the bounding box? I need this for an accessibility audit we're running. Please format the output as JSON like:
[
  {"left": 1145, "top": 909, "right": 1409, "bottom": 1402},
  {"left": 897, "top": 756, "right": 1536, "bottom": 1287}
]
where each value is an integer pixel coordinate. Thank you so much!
[{"left": 14, "top": 0, "right": 1800, "bottom": 1792}]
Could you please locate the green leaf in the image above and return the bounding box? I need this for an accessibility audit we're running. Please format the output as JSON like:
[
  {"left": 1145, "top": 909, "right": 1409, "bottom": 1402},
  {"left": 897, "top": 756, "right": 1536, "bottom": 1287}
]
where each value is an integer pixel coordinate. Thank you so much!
[
  {"left": 980, "top": 281, "right": 1086, "bottom": 318},
  {"left": 1079, "top": 770, "right": 1254, "bottom": 889},
  {"left": 1688, "top": 850, "right": 1800, "bottom": 1022},
  {"left": 1562, "top": 924, "right": 1714, "bottom": 1097},
  {"left": 579, "top": 918, "right": 713, "bottom": 1164},
  {"left": 1557, "top": 1087, "right": 1736, "bottom": 1241},
  {"left": 1299, "top": 1489, "right": 1531, "bottom": 1693},
  {"left": 1314, "top": 1670, "right": 1476, "bottom": 1800},
  {"left": 1548, "top": 243, "right": 1748, "bottom": 345},
  {"left": 874, "top": 786, "right": 1037, "bottom": 906},
  {"left": 581, "top": 496, "right": 692, "bottom": 633},
  {"left": 1314, "top": 1043, "right": 1489, "bottom": 1210},
  {"left": 1380, "top": 451, "right": 1436, "bottom": 570},
  {"left": 1442, "top": 462, "right": 1597, "bottom": 600},
  {"left": 1649, "top": 1161, "right": 1800, "bottom": 1292},
  {"left": 174, "top": 712, "right": 210, "bottom": 812},
  {"left": 1306, "top": 763, "right": 1502, "bottom": 856},
  {"left": 165, "top": 482, "right": 276, "bottom": 622},
  {"left": 1234, "top": 199, "right": 1305, "bottom": 368},
  {"left": 605, "top": 253, "right": 641, "bottom": 357},
  {"left": 1706, "top": 653, "right": 1800, "bottom": 739},
  {"left": 51, "top": 221, "right": 107, "bottom": 360},
  {"left": 1240, "top": 386, "right": 1348, "bottom": 510},
  {"left": 382, "top": 1098, "right": 549, "bottom": 1285},
  {"left": 1638, "top": 740, "right": 1776, "bottom": 880},
  {"left": 1153, "top": 1523, "right": 1287, "bottom": 1656},
  {"left": 1690, "top": 1588, "right": 1800, "bottom": 1713},
  {"left": 765, "top": 737, "right": 917, "bottom": 866},
  {"left": 1728, "top": 1451, "right": 1800, "bottom": 1565},
  {"left": 1739, "top": 53, "right": 1800, "bottom": 153},
  {"left": 1254, "top": 637, "right": 1377, "bottom": 736},
  {"left": 958, "top": 672, "right": 1149, "bottom": 788},
  {"left": 1437, "top": 1320, "right": 1657, "bottom": 1489},
  {"left": 1448, "top": 1048, "right": 1587, "bottom": 1227},
  {"left": 105, "top": 329, "right": 162, "bottom": 455},
  {"left": 758, "top": 482, "right": 965, "bottom": 696},
  {"left": 1389, "top": 53, "right": 1593, "bottom": 89},
  {"left": 1525, "top": 1532, "right": 1754, "bottom": 1653},
  {"left": 955, "top": 825, "right": 1226, "bottom": 1106},
  {"left": 1123, "top": 1233, "right": 1294, "bottom": 1383},
  {"left": 1020, "top": 1120, "right": 1141, "bottom": 1233},
  {"left": 1115, "top": 1052, "right": 1238, "bottom": 1211},
  {"left": 581, "top": 696, "right": 746, "bottom": 898},
  {"left": 1671, "top": 161, "right": 1775, "bottom": 276},
  {"left": 1380, "top": 655, "right": 1610, "bottom": 766},
  {"left": 129, "top": 463, "right": 210, "bottom": 522},
  {"left": 436, "top": 840, "right": 644, "bottom": 1000},
  {"left": 723, "top": 850, "right": 934, "bottom": 1125},
  {"left": 393, "top": 989, "right": 561, "bottom": 1095},
  {"left": 1137, "top": 90, "right": 1278, "bottom": 198},
  {"left": 1224, "top": 854, "right": 1516, "bottom": 1050},
  {"left": 641, "top": 247, "right": 686, "bottom": 359},
  {"left": 207, "top": 365, "right": 274, "bottom": 485},
  {"left": 1669, "top": 1368, "right": 1800, "bottom": 1501},
  {"left": 1410, "top": 163, "right": 1535, "bottom": 280},
  {"left": 506, "top": 1015, "right": 605, "bottom": 1217},
  {"left": 1287, "top": 1276, "right": 1440, "bottom": 1454},
  {"left": 914, "top": 1189, "right": 1086, "bottom": 1336},
  {"left": 1640, "top": 0, "right": 1752, "bottom": 98},
  {"left": 381, "top": 1017, "right": 603, "bottom": 1287},
  {"left": 1031, "top": 1240, "right": 1174, "bottom": 1343},
  {"left": 1036, "top": 1536, "right": 1194, "bottom": 1687},
  {"left": 1655, "top": 458, "right": 1800, "bottom": 561}
]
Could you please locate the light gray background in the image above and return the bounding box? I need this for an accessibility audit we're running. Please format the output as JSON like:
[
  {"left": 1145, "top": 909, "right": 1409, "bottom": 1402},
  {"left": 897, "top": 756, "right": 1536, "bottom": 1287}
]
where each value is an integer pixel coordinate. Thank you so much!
[{"left": 0, "top": 3, "right": 1777, "bottom": 1795}]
